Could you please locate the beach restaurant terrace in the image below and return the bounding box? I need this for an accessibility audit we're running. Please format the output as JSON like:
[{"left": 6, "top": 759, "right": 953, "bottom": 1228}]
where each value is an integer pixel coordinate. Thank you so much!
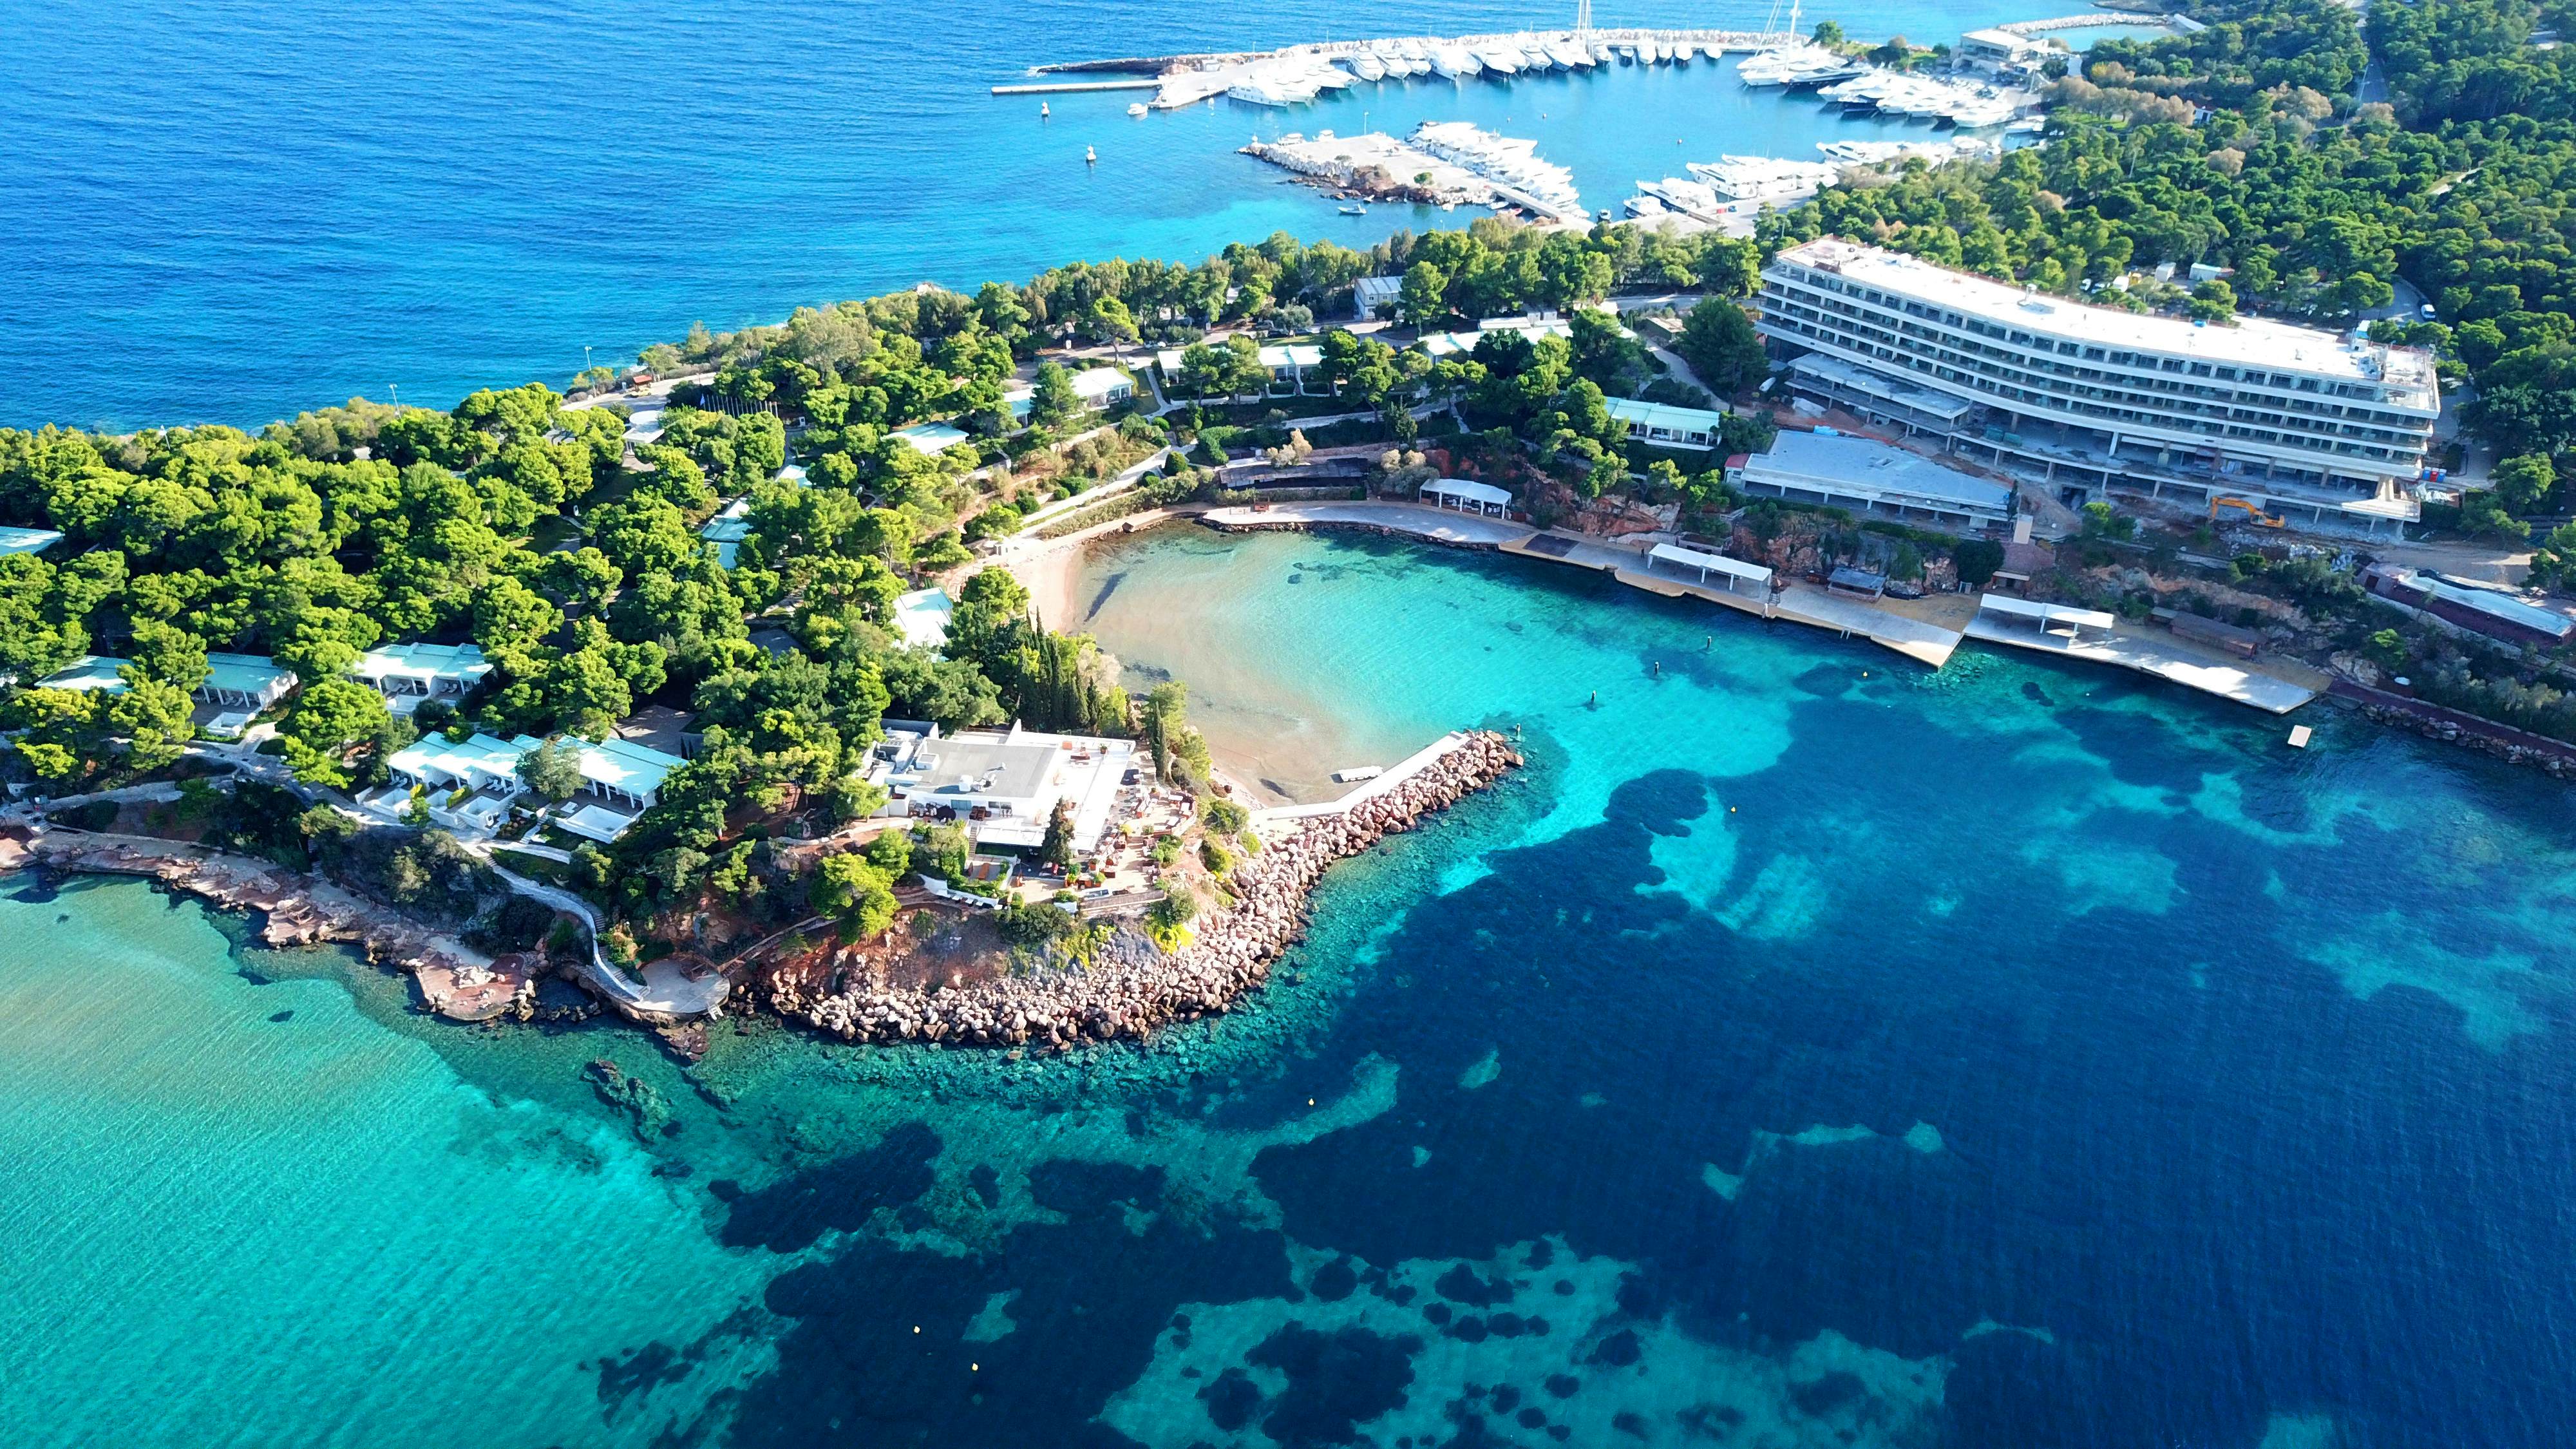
[
  {"left": 1647, "top": 542, "right": 1772, "bottom": 595},
  {"left": 1418, "top": 478, "right": 1513, "bottom": 517},
  {"left": 1730, "top": 431, "right": 2015, "bottom": 531}
]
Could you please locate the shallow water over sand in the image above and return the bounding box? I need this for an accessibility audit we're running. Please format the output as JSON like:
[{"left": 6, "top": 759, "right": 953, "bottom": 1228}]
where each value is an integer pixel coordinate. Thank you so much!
[{"left": 6, "top": 527, "right": 2576, "bottom": 1448}]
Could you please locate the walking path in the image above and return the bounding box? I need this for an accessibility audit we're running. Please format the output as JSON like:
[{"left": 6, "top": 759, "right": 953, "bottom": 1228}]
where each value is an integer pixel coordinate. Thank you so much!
[
  {"left": 1255, "top": 730, "right": 1475, "bottom": 824},
  {"left": 1502, "top": 531, "right": 1965, "bottom": 668}
]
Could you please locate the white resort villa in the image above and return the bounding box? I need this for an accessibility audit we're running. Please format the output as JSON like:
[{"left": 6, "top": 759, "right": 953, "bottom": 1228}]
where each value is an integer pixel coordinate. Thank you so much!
[
  {"left": 361, "top": 728, "right": 686, "bottom": 843},
  {"left": 350, "top": 643, "right": 494, "bottom": 714},
  {"left": 1003, "top": 365, "right": 1137, "bottom": 422},
  {"left": 860, "top": 722, "right": 1137, "bottom": 855},
  {"left": 1607, "top": 397, "right": 1729, "bottom": 451}
]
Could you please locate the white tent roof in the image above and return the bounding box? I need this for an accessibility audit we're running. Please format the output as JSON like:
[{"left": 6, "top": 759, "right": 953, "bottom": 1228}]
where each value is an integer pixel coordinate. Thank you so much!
[
  {"left": 1649, "top": 543, "right": 1771, "bottom": 583},
  {"left": 1424, "top": 478, "right": 1512, "bottom": 506},
  {"left": 1979, "top": 595, "right": 2116, "bottom": 629}
]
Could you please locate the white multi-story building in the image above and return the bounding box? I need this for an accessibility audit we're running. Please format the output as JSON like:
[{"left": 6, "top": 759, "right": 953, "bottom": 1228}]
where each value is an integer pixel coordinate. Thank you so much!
[{"left": 1758, "top": 238, "right": 2438, "bottom": 530}]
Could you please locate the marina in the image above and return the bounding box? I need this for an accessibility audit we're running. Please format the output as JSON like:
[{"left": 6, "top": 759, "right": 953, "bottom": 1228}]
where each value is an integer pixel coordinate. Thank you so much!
[
  {"left": 1245, "top": 121, "right": 1586, "bottom": 223},
  {"left": 1624, "top": 136, "right": 2003, "bottom": 232}
]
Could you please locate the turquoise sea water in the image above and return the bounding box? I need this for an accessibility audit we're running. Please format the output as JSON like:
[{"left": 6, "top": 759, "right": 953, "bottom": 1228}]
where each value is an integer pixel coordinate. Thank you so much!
[
  {"left": 0, "top": 0, "right": 2081, "bottom": 430},
  {"left": 8, "top": 527, "right": 2576, "bottom": 1447}
]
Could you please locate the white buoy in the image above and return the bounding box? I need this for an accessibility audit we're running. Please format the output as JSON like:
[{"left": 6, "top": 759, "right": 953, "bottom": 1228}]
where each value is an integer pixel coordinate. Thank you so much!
[
  {"left": 1085, "top": 144, "right": 1097, "bottom": 164},
  {"left": 1041, "top": 100, "right": 1050, "bottom": 118}
]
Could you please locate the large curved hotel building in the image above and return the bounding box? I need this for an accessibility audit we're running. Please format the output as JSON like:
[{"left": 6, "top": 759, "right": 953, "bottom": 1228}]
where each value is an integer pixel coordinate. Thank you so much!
[{"left": 1757, "top": 238, "right": 2438, "bottom": 531}]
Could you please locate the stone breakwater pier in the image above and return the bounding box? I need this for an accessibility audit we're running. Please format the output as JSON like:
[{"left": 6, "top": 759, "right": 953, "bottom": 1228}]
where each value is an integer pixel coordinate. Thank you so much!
[{"left": 768, "top": 730, "right": 1522, "bottom": 1050}]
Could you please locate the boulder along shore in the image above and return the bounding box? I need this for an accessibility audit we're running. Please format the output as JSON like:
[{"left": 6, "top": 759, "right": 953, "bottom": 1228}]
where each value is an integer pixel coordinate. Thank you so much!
[
  {"left": 0, "top": 827, "right": 535, "bottom": 1021},
  {"left": 767, "top": 729, "right": 1523, "bottom": 1050}
]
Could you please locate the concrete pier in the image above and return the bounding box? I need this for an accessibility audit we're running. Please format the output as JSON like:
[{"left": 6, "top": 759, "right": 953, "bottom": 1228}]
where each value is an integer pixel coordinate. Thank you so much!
[
  {"left": 1028, "top": 27, "right": 1795, "bottom": 79},
  {"left": 991, "top": 78, "right": 1162, "bottom": 95},
  {"left": 1962, "top": 612, "right": 2319, "bottom": 713}
]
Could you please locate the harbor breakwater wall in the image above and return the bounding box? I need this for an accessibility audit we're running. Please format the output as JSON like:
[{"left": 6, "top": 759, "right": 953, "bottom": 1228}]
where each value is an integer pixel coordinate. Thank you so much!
[
  {"left": 768, "top": 730, "right": 1522, "bottom": 1050},
  {"left": 1031, "top": 29, "right": 1794, "bottom": 76}
]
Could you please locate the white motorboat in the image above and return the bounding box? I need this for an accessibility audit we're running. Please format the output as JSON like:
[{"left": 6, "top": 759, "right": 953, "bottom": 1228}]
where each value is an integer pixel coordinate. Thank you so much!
[
  {"left": 1477, "top": 47, "right": 1524, "bottom": 74},
  {"left": 1344, "top": 52, "right": 1386, "bottom": 82},
  {"left": 1738, "top": 41, "right": 1842, "bottom": 85},
  {"left": 1947, "top": 97, "right": 2020, "bottom": 128}
]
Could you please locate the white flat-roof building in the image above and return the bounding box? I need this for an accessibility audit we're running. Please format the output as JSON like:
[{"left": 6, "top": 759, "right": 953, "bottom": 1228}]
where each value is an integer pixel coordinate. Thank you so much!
[
  {"left": 1759, "top": 239, "right": 2437, "bottom": 527},
  {"left": 1607, "top": 397, "right": 1728, "bottom": 450},
  {"left": 35, "top": 656, "right": 130, "bottom": 695},
  {"left": 352, "top": 643, "right": 492, "bottom": 714},
  {"left": 1958, "top": 28, "right": 2054, "bottom": 73},
  {"left": 866, "top": 723, "right": 1136, "bottom": 854},
  {"left": 542, "top": 735, "right": 688, "bottom": 844},
  {"left": 1003, "top": 366, "right": 1137, "bottom": 422},
  {"left": 701, "top": 497, "right": 754, "bottom": 569},
  {"left": 198, "top": 653, "right": 296, "bottom": 710},
  {"left": 1729, "top": 431, "right": 2016, "bottom": 530},
  {"left": 893, "top": 422, "right": 974, "bottom": 456},
  {"left": 1783, "top": 354, "right": 1979, "bottom": 435},
  {"left": 1072, "top": 366, "right": 1135, "bottom": 408},
  {"left": 1414, "top": 314, "right": 1613, "bottom": 359},
  {"left": 370, "top": 731, "right": 543, "bottom": 833},
  {"left": 1258, "top": 343, "right": 1329, "bottom": 396}
]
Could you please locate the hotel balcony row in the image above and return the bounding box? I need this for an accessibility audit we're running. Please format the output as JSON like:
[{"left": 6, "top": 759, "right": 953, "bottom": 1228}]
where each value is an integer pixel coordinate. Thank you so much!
[{"left": 1774, "top": 351, "right": 2421, "bottom": 535}]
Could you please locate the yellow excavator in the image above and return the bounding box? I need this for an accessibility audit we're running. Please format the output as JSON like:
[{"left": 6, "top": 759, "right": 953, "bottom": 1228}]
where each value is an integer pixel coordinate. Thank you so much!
[{"left": 2210, "top": 496, "right": 2285, "bottom": 527}]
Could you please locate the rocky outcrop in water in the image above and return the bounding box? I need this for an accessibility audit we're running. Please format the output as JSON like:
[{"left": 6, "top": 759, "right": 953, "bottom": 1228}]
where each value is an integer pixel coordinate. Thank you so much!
[{"left": 766, "top": 730, "right": 1521, "bottom": 1051}]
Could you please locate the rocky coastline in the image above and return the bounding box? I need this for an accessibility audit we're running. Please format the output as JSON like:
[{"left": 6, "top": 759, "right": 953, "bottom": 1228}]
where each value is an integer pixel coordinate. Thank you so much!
[
  {"left": 765, "top": 729, "right": 1523, "bottom": 1050},
  {"left": 0, "top": 827, "right": 536, "bottom": 1021},
  {"left": 2344, "top": 697, "right": 2576, "bottom": 780}
]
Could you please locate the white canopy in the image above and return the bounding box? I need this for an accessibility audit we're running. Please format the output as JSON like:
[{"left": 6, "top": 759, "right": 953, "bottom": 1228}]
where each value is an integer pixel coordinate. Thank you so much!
[
  {"left": 1423, "top": 478, "right": 1511, "bottom": 506},
  {"left": 1420, "top": 478, "right": 1513, "bottom": 516},
  {"left": 1649, "top": 542, "right": 1772, "bottom": 586},
  {"left": 1978, "top": 594, "right": 2116, "bottom": 634}
]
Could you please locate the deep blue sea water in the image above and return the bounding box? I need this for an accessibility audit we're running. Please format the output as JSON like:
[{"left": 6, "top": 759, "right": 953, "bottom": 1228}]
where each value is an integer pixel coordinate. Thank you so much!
[
  {"left": 7, "top": 527, "right": 2575, "bottom": 1448},
  {"left": 0, "top": 0, "right": 2086, "bottom": 430}
]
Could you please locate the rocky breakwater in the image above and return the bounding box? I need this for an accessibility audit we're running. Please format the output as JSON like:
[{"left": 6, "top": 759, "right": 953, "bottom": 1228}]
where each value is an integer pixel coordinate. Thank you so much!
[
  {"left": 1, "top": 826, "right": 536, "bottom": 1022},
  {"left": 771, "top": 730, "right": 1522, "bottom": 1050}
]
